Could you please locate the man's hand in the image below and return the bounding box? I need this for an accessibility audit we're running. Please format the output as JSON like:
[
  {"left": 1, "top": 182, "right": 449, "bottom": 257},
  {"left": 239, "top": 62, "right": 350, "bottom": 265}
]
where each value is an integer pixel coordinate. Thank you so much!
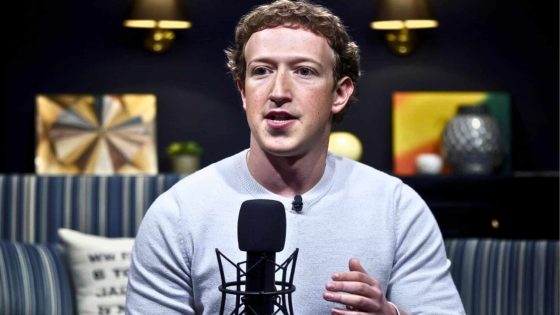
[{"left": 322, "top": 258, "right": 399, "bottom": 315}]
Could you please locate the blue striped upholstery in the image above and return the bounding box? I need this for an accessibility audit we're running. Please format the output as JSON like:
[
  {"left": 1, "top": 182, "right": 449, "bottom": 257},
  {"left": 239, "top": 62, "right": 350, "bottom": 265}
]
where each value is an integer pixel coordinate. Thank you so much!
[
  {"left": 0, "top": 174, "right": 184, "bottom": 243},
  {"left": 445, "top": 238, "right": 560, "bottom": 315},
  {"left": 0, "top": 240, "right": 74, "bottom": 315}
]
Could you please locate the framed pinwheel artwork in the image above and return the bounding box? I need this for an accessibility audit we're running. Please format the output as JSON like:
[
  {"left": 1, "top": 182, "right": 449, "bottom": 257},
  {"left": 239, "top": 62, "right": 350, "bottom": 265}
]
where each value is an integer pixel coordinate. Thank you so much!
[{"left": 35, "top": 94, "right": 158, "bottom": 174}]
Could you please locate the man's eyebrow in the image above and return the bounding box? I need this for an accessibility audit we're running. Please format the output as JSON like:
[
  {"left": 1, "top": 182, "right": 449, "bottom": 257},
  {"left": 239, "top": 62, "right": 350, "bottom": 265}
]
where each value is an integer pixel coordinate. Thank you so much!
[{"left": 247, "top": 56, "right": 326, "bottom": 69}]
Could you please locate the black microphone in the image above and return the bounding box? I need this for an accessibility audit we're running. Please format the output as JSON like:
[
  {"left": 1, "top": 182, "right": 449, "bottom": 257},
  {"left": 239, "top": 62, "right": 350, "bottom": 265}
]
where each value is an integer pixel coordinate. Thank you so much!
[
  {"left": 237, "top": 199, "right": 286, "bottom": 315},
  {"left": 291, "top": 195, "right": 303, "bottom": 212}
]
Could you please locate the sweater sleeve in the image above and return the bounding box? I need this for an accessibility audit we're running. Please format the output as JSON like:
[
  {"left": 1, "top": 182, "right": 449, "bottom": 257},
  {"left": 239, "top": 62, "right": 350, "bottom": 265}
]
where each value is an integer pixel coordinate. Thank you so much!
[
  {"left": 386, "top": 182, "right": 465, "bottom": 314},
  {"left": 125, "top": 188, "right": 195, "bottom": 314}
]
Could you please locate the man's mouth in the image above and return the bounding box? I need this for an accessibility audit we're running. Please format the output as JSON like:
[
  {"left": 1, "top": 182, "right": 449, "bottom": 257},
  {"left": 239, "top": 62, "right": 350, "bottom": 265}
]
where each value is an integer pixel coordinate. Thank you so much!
[
  {"left": 266, "top": 113, "right": 295, "bottom": 121},
  {"left": 264, "top": 112, "right": 296, "bottom": 129}
]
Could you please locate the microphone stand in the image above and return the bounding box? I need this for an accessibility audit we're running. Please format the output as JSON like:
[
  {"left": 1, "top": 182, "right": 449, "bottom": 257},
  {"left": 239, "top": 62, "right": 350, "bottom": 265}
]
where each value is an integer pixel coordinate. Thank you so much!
[{"left": 215, "top": 248, "right": 299, "bottom": 315}]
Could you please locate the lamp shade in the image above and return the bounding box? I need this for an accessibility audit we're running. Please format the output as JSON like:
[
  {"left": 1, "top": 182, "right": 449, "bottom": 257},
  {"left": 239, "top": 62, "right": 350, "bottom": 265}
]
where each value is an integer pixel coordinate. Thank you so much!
[
  {"left": 371, "top": 0, "right": 438, "bottom": 30},
  {"left": 124, "top": 0, "right": 191, "bottom": 29}
]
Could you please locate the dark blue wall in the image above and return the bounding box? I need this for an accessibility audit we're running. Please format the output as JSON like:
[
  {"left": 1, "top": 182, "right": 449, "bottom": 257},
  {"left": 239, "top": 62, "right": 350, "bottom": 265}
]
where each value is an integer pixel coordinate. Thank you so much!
[{"left": 2, "top": 0, "right": 558, "bottom": 173}]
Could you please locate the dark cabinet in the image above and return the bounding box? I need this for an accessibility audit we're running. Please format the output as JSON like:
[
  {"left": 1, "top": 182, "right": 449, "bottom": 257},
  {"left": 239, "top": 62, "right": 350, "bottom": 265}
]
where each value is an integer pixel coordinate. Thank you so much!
[{"left": 400, "top": 174, "right": 559, "bottom": 239}]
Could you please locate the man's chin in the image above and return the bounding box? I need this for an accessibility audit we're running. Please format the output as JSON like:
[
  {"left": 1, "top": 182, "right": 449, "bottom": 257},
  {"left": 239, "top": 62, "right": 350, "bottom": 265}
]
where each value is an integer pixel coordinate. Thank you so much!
[
  {"left": 262, "top": 145, "right": 304, "bottom": 159},
  {"left": 264, "top": 149, "right": 299, "bottom": 158}
]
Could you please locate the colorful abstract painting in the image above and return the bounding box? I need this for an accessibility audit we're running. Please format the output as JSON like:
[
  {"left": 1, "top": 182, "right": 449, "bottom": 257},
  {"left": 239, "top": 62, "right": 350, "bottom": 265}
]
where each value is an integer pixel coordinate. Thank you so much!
[
  {"left": 392, "top": 91, "right": 511, "bottom": 175},
  {"left": 36, "top": 94, "right": 158, "bottom": 174}
]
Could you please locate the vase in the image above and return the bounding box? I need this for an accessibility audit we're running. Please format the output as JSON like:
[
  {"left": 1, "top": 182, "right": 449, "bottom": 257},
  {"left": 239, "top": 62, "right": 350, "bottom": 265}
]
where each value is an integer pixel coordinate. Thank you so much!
[
  {"left": 170, "top": 155, "right": 200, "bottom": 174},
  {"left": 441, "top": 105, "right": 504, "bottom": 175}
]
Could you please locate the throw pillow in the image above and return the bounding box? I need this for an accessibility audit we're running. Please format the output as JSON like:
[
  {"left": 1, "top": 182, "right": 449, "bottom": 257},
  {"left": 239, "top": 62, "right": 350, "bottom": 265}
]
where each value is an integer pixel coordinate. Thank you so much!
[{"left": 58, "top": 228, "right": 134, "bottom": 315}]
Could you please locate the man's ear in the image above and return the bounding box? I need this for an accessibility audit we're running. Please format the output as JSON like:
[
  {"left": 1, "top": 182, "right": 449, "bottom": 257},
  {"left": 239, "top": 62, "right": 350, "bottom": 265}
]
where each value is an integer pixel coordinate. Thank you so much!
[
  {"left": 237, "top": 79, "right": 247, "bottom": 110},
  {"left": 331, "top": 76, "right": 354, "bottom": 115}
]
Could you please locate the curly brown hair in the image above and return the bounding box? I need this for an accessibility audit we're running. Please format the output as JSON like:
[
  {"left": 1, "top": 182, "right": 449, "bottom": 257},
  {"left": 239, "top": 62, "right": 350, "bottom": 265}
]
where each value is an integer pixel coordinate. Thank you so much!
[{"left": 225, "top": 0, "right": 361, "bottom": 122}]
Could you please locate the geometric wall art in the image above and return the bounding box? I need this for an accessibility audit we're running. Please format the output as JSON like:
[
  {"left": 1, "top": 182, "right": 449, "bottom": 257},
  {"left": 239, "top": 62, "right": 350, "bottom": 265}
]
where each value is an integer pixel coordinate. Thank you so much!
[
  {"left": 392, "top": 91, "right": 511, "bottom": 176},
  {"left": 36, "top": 94, "right": 158, "bottom": 174}
]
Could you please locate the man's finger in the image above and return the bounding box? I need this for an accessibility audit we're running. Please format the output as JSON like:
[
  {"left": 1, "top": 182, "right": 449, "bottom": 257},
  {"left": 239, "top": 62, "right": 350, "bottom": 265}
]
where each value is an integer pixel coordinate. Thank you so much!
[{"left": 348, "top": 257, "right": 367, "bottom": 274}]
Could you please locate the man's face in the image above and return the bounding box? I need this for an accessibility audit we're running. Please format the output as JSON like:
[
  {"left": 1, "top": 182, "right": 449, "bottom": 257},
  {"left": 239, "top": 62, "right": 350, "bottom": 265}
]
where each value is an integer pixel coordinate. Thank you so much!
[{"left": 239, "top": 26, "right": 353, "bottom": 158}]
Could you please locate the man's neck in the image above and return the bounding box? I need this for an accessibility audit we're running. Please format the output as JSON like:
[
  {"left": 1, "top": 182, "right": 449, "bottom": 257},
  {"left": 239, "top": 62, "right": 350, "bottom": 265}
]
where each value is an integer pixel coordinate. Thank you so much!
[{"left": 246, "top": 146, "right": 327, "bottom": 198}]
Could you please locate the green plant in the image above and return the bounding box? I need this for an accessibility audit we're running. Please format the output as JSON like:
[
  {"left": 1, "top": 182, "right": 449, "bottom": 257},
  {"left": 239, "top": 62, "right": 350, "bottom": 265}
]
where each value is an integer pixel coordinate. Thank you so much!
[{"left": 166, "top": 141, "right": 203, "bottom": 157}]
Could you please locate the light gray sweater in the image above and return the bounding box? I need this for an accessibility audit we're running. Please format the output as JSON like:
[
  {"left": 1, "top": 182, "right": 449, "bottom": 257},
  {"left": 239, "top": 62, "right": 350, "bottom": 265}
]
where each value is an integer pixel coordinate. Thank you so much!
[{"left": 126, "top": 150, "right": 465, "bottom": 314}]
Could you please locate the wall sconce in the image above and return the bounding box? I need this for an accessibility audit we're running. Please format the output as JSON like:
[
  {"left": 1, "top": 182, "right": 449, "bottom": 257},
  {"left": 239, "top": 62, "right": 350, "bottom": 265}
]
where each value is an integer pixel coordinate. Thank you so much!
[
  {"left": 371, "top": 0, "right": 438, "bottom": 56},
  {"left": 123, "top": 0, "right": 192, "bottom": 53}
]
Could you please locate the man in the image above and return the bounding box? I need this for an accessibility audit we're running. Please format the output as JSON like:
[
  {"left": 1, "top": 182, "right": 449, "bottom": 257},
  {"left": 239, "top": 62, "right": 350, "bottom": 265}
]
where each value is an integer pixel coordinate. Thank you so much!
[{"left": 126, "top": 1, "right": 465, "bottom": 314}]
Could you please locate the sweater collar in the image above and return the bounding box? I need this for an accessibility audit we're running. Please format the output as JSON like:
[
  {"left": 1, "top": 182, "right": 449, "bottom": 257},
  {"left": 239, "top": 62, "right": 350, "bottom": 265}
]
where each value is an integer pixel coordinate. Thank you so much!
[{"left": 235, "top": 149, "right": 336, "bottom": 213}]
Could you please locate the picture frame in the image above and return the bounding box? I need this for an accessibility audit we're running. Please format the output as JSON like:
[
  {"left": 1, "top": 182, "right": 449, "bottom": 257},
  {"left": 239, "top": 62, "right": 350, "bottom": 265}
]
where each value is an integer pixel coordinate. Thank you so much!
[{"left": 36, "top": 94, "right": 158, "bottom": 174}]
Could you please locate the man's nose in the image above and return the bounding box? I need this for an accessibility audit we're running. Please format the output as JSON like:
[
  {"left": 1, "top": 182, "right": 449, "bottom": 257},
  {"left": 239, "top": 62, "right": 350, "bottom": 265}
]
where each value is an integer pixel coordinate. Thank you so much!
[{"left": 269, "top": 70, "right": 292, "bottom": 105}]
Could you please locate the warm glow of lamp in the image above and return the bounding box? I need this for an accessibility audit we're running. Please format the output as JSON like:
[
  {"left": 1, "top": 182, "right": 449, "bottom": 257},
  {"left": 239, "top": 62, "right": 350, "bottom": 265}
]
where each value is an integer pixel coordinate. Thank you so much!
[
  {"left": 371, "top": 0, "right": 438, "bottom": 55},
  {"left": 124, "top": 0, "right": 192, "bottom": 53},
  {"left": 328, "top": 132, "right": 363, "bottom": 161}
]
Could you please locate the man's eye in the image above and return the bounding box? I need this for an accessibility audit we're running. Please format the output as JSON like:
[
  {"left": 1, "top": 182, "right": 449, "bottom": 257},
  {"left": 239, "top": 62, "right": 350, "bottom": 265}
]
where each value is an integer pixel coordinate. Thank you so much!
[
  {"left": 253, "top": 67, "right": 269, "bottom": 75},
  {"left": 297, "top": 67, "right": 314, "bottom": 76}
]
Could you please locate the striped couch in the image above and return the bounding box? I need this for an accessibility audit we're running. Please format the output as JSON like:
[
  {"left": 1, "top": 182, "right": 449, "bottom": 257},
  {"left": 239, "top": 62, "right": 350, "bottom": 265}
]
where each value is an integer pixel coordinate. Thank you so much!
[{"left": 0, "top": 174, "right": 558, "bottom": 314}]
